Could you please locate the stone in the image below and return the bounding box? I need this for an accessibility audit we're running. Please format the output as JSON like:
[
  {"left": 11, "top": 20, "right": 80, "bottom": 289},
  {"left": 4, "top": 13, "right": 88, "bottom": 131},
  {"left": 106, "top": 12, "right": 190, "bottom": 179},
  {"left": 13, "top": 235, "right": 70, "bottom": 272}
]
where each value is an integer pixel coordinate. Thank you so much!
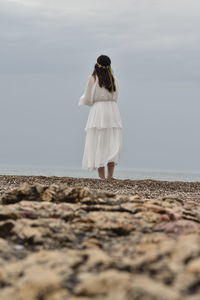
[{"left": 0, "top": 183, "right": 200, "bottom": 299}]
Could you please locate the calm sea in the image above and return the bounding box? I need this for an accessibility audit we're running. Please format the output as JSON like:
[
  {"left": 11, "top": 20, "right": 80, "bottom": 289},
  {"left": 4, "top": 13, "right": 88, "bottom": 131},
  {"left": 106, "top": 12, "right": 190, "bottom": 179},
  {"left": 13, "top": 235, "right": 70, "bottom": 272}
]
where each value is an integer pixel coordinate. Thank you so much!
[{"left": 0, "top": 166, "right": 200, "bottom": 182}]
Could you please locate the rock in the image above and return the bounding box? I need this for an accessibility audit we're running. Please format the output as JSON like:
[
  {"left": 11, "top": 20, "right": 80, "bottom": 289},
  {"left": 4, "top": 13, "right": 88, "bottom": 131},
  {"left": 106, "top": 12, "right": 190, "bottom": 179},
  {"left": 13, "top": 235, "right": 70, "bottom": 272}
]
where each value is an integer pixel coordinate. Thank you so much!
[
  {"left": 128, "top": 275, "right": 180, "bottom": 300},
  {"left": 0, "top": 183, "right": 200, "bottom": 299},
  {"left": 74, "top": 270, "right": 132, "bottom": 296},
  {"left": 1, "top": 183, "right": 46, "bottom": 204}
]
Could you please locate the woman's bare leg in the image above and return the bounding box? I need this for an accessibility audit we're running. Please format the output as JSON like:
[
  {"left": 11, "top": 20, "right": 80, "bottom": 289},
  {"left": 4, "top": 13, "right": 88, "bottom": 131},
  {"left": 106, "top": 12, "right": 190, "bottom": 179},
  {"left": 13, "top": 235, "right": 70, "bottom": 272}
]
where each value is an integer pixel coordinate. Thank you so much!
[
  {"left": 98, "top": 167, "right": 105, "bottom": 179},
  {"left": 107, "top": 162, "right": 115, "bottom": 180}
]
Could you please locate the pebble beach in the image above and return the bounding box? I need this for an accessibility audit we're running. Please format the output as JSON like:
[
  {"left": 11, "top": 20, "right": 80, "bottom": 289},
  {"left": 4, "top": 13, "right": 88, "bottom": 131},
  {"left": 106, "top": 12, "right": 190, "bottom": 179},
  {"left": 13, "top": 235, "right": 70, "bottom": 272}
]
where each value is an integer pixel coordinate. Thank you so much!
[
  {"left": 1, "top": 174, "right": 200, "bottom": 201},
  {"left": 0, "top": 175, "right": 200, "bottom": 299}
]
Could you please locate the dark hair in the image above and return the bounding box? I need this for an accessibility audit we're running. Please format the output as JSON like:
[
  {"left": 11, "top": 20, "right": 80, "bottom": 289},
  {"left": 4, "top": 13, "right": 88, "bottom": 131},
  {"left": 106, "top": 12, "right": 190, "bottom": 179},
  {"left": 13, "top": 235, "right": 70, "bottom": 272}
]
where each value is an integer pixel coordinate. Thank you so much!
[{"left": 92, "top": 55, "right": 116, "bottom": 93}]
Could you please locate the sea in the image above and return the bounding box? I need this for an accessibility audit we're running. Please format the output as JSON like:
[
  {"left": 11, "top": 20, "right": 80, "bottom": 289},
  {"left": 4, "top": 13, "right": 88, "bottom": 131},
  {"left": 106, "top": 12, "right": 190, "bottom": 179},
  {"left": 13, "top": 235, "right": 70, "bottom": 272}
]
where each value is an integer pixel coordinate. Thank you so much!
[{"left": 1, "top": 166, "right": 200, "bottom": 182}]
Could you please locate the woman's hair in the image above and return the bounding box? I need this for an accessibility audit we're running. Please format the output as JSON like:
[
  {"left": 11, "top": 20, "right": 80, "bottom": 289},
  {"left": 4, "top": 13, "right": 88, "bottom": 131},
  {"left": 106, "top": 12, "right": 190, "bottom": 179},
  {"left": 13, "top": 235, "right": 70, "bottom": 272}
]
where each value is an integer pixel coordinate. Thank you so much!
[{"left": 92, "top": 55, "right": 116, "bottom": 93}]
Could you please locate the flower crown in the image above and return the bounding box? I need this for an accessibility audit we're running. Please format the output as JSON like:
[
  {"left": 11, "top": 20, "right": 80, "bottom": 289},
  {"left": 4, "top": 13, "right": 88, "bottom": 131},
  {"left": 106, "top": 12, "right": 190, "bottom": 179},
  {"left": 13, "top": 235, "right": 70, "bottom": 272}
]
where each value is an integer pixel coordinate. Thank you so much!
[{"left": 96, "top": 62, "right": 110, "bottom": 69}]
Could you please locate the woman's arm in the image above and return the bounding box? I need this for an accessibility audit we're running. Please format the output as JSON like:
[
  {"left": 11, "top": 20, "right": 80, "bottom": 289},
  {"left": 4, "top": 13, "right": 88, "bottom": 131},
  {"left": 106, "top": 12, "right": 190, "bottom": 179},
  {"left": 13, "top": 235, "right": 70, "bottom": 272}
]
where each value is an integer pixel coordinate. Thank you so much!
[{"left": 79, "top": 75, "right": 95, "bottom": 107}]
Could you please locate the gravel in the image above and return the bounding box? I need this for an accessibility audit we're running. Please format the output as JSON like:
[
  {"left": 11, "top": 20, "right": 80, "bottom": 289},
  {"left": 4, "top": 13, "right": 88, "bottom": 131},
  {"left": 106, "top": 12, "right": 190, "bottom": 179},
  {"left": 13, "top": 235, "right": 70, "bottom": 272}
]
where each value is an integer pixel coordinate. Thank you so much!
[{"left": 1, "top": 175, "right": 200, "bottom": 202}]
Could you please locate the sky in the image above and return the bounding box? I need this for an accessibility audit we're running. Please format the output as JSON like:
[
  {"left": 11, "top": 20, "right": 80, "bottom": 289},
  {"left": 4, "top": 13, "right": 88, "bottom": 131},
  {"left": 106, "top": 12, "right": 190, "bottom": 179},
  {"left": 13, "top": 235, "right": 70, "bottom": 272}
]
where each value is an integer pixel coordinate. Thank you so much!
[{"left": 0, "top": 0, "right": 200, "bottom": 173}]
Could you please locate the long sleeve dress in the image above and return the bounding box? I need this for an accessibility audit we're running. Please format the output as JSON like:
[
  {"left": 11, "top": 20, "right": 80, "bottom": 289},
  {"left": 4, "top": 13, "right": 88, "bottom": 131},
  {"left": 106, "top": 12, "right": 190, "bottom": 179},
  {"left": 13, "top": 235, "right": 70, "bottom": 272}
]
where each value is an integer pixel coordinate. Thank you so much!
[{"left": 79, "top": 73, "right": 123, "bottom": 171}]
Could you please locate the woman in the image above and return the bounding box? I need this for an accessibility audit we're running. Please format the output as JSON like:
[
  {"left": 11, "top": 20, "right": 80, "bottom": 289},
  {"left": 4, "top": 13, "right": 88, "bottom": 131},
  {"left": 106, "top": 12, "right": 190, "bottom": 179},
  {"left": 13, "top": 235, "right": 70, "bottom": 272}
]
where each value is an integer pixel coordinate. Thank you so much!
[{"left": 79, "top": 55, "right": 123, "bottom": 180}]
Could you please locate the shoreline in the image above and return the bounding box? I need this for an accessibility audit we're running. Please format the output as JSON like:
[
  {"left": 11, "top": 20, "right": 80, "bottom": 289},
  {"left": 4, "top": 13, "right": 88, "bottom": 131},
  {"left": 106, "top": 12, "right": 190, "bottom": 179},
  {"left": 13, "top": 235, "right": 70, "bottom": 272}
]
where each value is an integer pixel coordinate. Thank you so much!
[{"left": 1, "top": 174, "right": 200, "bottom": 202}]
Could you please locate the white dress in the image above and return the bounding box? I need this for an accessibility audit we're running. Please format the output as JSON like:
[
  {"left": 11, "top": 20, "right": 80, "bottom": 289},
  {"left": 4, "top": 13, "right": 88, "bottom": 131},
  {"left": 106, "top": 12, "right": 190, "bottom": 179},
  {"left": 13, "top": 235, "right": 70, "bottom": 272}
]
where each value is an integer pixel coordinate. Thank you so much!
[{"left": 79, "top": 74, "right": 123, "bottom": 170}]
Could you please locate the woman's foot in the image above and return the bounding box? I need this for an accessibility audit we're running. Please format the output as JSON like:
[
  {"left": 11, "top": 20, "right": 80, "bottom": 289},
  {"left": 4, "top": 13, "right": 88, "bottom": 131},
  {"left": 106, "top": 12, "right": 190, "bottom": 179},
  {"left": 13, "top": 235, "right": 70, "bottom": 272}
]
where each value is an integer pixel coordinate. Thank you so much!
[{"left": 106, "top": 176, "right": 116, "bottom": 181}]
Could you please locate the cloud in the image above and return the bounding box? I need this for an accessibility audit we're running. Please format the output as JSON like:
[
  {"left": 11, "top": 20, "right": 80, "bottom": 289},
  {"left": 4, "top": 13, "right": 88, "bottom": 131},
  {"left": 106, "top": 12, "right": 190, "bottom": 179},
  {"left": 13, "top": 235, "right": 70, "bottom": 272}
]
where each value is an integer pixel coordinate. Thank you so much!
[{"left": 0, "top": 0, "right": 200, "bottom": 80}]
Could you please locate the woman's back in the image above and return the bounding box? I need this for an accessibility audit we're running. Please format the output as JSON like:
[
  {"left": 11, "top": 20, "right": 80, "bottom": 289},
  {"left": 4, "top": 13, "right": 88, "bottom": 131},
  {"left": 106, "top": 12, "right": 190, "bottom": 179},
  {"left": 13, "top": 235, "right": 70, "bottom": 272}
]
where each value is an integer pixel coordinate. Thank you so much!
[
  {"left": 92, "top": 75, "right": 119, "bottom": 103},
  {"left": 79, "top": 54, "right": 123, "bottom": 179}
]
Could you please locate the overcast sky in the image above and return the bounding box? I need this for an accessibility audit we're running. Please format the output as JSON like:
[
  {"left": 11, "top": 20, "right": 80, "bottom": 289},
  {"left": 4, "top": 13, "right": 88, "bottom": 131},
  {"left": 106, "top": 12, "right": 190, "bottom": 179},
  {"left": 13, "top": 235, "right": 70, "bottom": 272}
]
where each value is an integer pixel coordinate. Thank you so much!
[{"left": 1, "top": 0, "right": 200, "bottom": 173}]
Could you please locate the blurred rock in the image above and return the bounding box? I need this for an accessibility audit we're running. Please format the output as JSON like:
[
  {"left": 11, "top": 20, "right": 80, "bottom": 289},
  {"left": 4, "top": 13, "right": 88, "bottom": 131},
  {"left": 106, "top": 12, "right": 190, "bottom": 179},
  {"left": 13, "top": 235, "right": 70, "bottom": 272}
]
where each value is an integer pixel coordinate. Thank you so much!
[{"left": 0, "top": 183, "right": 200, "bottom": 299}]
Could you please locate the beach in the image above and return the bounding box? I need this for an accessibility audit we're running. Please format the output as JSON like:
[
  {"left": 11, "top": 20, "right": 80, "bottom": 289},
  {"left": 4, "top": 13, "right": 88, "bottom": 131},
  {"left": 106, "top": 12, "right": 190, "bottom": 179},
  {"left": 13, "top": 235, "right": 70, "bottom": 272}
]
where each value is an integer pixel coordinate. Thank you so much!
[
  {"left": 0, "top": 175, "right": 200, "bottom": 299},
  {"left": 1, "top": 174, "right": 200, "bottom": 201}
]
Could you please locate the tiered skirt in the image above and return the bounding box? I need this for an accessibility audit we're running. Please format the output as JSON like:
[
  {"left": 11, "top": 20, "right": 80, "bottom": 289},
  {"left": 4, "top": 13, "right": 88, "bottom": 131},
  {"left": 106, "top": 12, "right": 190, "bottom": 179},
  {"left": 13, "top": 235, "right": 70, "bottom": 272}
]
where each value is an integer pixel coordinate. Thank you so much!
[{"left": 82, "top": 101, "right": 123, "bottom": 170}]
